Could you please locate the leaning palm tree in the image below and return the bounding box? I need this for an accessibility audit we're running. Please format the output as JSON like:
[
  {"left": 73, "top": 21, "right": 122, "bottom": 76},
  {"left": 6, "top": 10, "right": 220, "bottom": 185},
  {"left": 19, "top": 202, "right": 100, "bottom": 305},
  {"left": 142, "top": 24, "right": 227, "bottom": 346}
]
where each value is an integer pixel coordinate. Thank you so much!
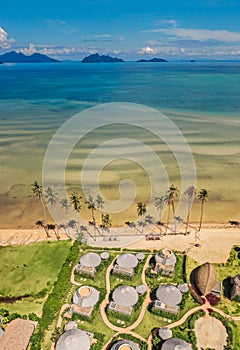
[
  {"left": 31, "top": 180, "right": 46, "bottom": 220},
  {"left": 184, "top": 185, "right": 196, "bottom": 234},
  {"left": 198, "top": 188, "right": 209, "bottom": 231},
  {"left": 35, "top": 220, "right": 50, "bottom": 238},
  {"left": 137, "top": 202, "right": 147, "bottom": 233}
]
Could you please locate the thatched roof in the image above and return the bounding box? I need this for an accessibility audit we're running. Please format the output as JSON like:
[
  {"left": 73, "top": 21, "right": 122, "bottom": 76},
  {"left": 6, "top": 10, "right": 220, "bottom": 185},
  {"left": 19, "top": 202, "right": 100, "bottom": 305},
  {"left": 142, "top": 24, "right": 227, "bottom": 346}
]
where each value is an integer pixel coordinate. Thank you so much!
[
  {"left": 73, "top": 286, "right": 99, "bottom": 307},
  {"left": 161, "top": 337, "right": 191, "bottom": 350},
  {"left": 156, "top": 284, "right": 182, "bottom": 306},
  {"left": 136, "top": 284, "right": 147, "bottom": 295},
  {"left": 56, "top": 329, "right": 90, "bottom": 350},
  {"left": 0, "top": 318, "right": 35, "bottom": 350},
  {"left": 80, "top": 252, "right": 101, "bottom": 268},
  {"left": 64, "top": 321, "right": 78, "bottom": 332},
  {"left": 155, "top": 249, "right": 176, "bottom": 266},
  {"left": 110, "top": 339, "right": 140, "bottom": 350},
  {"left": 136, "top": 252, "right": 145, "bottom": 261},
  {"left": 100, "top": 251, "right": 110, "bottom": 260},
  {"left": 158, "top": 327, "right": 172, "bottom": 340},
  {"left": 193, "top": 262, "right": 216, "bottom": 296},
  {"left": 117, "top": 254, "right": 138, "bottom": 269},
  {"left": 112, "top": 285, "right": 139, "bottom": 307}
]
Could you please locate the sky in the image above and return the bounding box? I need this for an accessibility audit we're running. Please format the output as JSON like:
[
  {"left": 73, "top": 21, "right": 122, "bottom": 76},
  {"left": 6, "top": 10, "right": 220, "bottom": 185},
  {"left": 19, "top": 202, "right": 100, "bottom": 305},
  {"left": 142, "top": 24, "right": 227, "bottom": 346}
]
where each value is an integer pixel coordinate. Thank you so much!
[{"left": 1, "top": 0, "right": 240, "bottom": 60}]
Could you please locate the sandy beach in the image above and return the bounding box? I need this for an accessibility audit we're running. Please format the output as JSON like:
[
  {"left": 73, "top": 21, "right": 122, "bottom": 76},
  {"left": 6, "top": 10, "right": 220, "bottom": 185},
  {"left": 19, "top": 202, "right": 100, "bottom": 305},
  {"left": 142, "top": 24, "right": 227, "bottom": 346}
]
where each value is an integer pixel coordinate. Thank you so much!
[{"left": 0, "top": 224, "right": 239, "bottom": 264}]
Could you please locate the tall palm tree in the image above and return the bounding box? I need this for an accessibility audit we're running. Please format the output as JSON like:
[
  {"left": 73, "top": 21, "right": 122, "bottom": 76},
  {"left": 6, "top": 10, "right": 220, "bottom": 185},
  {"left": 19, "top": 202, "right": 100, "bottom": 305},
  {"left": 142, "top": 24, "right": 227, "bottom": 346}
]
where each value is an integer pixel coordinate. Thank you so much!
[
  {"left": 31, "top": 181, "right": 46, "bottom": 220},
  {"left": 85, "top": 195, "right": 96, "bottom": 226},
  {"left": 96, "top": 194, "right": 104, "bottom": 210},
  {"left": 155, "top": 195, "right": 166, "bottom": 232},
  {"left": 184, "top": 186, "right": 196, "bottom": 234},
  {"left": 101, "top": 213, "right": 112, "bottom": 234},
  {"left": 70, "top": 192, "right": 82, "bottom": 234},
  {"left": 164, "top": 184, "right": 179, "bottom": 234},
  {"left": 137, "top": 202, "right": 147, "bottom": 233},
  {"left": 198, "top": 188, "right": 209, "bottom": 231},
  {"left": 45, "top": 187, "right": 58, "bottom": 206},
  {"left": 35, "top": 220, "right": 50, "bottom": 238}
]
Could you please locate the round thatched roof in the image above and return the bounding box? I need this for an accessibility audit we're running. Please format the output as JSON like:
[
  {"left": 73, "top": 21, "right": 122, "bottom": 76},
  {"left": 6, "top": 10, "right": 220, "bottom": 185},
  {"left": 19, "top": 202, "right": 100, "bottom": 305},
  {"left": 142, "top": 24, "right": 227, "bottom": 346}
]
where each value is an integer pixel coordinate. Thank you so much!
[
  {"left": 156, "top": 284, "right": 182, "bottom": 306},
  {"left": 136, "top": 284, "right": 147, "bottom": 295},
  {"left": 112, "top": 285, "right": 139, "bottom": 307},
  {"left": 80, "top": 252, "right": 101, "bottom": 268},
  {"left": 158, "top": 327, "right": 173, "bottom": 340},
  {"left": 110, "top": 339, "right": 140, "bottom": 350},
  {"left": 56, "top": 329, "right": 90, "bottom": 350},
  {"left": 177, "top": 283, "right": 189, "bottom": 294},
  {"left": 136, "top": 252, "right": 145, "bottom": 261},
  {"left": 155, "top": 249, "right": 176, "bottom": 266},
  {"left": 73, "top": 286, "right": 99, "bottom": 307},
  {"left": 117, "top": 254, "right": 138, "bottom": 269},
  {"left": 100, "top": 251, "right": 110, "bottom": 260},
  {"left": 64, "top": 321, "right": 78, "bottom": 332},
  {"left": 161, "top": 337, "right": 191, "bottom": 350},
  {"left": 193, "top": 262, "right": 216, "bottom": 296}
]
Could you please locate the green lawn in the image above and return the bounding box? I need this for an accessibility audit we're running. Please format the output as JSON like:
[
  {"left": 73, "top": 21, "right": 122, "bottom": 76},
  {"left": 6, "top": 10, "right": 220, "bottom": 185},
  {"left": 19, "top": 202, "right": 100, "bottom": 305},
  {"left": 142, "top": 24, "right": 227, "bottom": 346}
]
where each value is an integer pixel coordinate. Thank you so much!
[{"left": 0, "top": 240, "right": 72, "bottom": 315}]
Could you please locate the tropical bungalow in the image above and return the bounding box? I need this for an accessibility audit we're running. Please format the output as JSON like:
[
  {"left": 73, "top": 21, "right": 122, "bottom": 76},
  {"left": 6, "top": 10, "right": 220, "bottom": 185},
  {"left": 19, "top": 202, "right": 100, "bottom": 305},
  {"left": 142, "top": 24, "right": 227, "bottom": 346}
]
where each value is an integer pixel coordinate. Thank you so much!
[
  {"left": 68, "top": 285, "right": 100, "bottom": 318},
  {"left": 100, "top": 251, "right": 110, "bottom": 260},
  {"left": 0, "top": 318, "right": 36, "bottom": 350},
  {"left": 75, "top": 252, "right": 101, "bottom": 277},
  {"left": 158, "top": 326, "right": 173, "bottom": 340},
  {"left": 136, "top": 284, "right": 147, "bottom": 295},
  {"left": 153, "top": 284, "right": 182, "bottom": 315},
  {"left": 161, "top": 337, "right": 191, "bottom": 350},
  {"left": 191, "top": 262, "right": 222, "bottom": 297},
  {"left": 110, "top": 339, "right": 140, "bottom": 350},
  {"left": 108, "top": 285, "right": 139, "bottom": 316},
  {"left": 230, "top": 274, "right": 240, "bottom": 300},
  {"left": 55, "top": 329, "right": 91, "bottom": 350},
  {"left": 154, "top": 249, "right": 176, "bottom": 276},
  {"left": 113, "top": 253, "right": 139, "bottom": 277}
]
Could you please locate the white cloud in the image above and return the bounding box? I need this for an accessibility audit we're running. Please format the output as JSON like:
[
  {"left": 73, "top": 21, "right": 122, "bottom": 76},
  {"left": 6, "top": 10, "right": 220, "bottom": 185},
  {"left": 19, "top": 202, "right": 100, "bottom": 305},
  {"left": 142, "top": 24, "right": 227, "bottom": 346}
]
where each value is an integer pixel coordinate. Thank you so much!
[
  {"left": 0, "top": 27, "right": 15, "bottom": 49},
  {"left": 140, "top": 27, "right": 240, "bottom": 43},
  {"left": 154, "top": 19, "right": 178, "bottom": 27},
  {"left": 18, "top": 43, "right": 37, "bottom": 55},
  {"left": 137, "top": 46, "right": 160, "bottom": 55}
]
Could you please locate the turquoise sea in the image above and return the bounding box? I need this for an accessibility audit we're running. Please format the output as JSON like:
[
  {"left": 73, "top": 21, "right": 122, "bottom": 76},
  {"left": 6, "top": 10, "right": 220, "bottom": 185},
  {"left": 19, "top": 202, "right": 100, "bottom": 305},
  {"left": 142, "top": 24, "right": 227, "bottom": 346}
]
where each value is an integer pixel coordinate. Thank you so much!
[{"left": 0, "top": 61, "right": 240, "bottom": 225}]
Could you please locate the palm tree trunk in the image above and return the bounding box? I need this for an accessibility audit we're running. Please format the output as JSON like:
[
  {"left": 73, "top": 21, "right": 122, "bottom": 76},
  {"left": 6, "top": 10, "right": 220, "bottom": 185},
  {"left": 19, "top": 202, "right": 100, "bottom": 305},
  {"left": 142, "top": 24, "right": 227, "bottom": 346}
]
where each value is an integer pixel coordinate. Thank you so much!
[
  {"left": 198, "top": 200, "right": 204, "bottom": 231},
  {"left": 165, "top": 204, "right": 171, "bottom": 234}
]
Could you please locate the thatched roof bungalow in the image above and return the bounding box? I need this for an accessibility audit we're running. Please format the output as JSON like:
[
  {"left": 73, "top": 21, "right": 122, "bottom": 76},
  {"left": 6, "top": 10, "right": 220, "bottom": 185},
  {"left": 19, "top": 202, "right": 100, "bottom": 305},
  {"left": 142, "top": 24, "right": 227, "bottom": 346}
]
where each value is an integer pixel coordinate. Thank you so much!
[
  {"left": 0, "top": 318, "right": 35, "bottom": 350},
  {"left": 110, "top": 339, "right": 140, "bottom": 350},
  {"left": 109, "top": 285, "right": 139, "bottom": 316},
  {"left": 161, "top": 337, "right": 191, "bottom": 350},
  {"left": 155, "top": 249, "right": 176, "bottom": 276},
  {"left": 113, "top": 253, "right": 139, "bottom": 277},
  {"left": 56, "top": 329, "right": 90, "bottom": 350},
  {"left": 75, "top": 252, "right": 101, "bottom": 277},
  {"left": 72, "top": 285, "right": 99, "bottom": 318},
  {"left": 158, "top": 327, "right": 173, "bottom": 340},
  {"left": 192, "top": 262, "right": 217, "bottom": 296}
]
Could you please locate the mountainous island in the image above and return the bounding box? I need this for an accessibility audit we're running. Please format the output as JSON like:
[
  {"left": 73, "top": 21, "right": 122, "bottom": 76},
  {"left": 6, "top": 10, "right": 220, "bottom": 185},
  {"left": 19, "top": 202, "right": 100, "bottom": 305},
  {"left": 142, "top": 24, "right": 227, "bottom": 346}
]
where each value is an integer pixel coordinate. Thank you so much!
[
  {"left": 137, "top": 57, "right": 168, "bottom": 62},
  {"left": 0, "top": 51, "right": 59, "bottom": 63},
  {"left": 82, "top": 53, "right": 125, "bottom": 63}
]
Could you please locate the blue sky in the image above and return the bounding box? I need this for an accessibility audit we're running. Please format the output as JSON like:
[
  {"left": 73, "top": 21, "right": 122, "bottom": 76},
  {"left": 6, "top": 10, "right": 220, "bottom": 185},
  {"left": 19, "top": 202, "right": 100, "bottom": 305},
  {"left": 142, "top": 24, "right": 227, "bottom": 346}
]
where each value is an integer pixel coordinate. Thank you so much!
[{"left": 1, "top": 0, "right": 240, "bottom": 60}]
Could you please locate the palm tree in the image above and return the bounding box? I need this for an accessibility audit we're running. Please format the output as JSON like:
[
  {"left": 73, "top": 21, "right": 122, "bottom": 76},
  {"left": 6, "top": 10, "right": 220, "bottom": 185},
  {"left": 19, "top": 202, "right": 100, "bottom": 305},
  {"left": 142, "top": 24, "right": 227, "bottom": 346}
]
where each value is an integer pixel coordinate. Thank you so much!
[
  {"left": 198, "top": 188, "right": 209, "bottom": 231},
  {"left": 35, "top": 220, "right": 50, "bottom": 238},
  {"left": 137, "top": 202, "right": 147, "bottom": 233},
  {"left": 70, "top": 192, "right": 82, "bottom": 234},
  {"left": 60, "top": 199, "right": 71, "bottom": 214},
  {"left": 164, "top": 184, "right": 179, "bottom": 234},
  {"left": 184, "top": 186, "right": 196, "bottom": 234},
  {"left": 45, "top": 187, "right": 58, "bottom": 206},
  {"left": 96, "top": 195, "right": 104, "bottom": 210},
  {"left": 85, "top": 195, "right": 96, "bottom": 226},
  {"left": 47, "top": 223, "right": 60, "bottom": 240},
  {"left": 155, "top": 195, "right": 166, "bottom": 232},
  {"left": 31, "top": 181, "right": 46, "bottom": 220},
  {"left": 101, "top": 213, "right": 112, "bottom": 233}
]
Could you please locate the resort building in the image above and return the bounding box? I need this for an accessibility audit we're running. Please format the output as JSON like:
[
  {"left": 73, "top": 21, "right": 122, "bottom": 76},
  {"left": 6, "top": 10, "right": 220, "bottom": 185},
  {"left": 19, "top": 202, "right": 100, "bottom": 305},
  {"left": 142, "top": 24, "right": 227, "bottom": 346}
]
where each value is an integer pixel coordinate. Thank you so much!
[
  {"left": 161, "top": 337, "right": 191, "bottom": 350},
  {"left": 177, "top": 283, "right": 189, "bottom": 294},
  {"left": 108, "top": 285, "right": 139, "bottom": 316},
  {"left": 153, "top": 284, "right": 182, "bottom": 315},
  {"left": 230, "top": 274, "right": 240, "bottom": 300},
  {"left": 70, "top": 285, "right": 100, "bottom": 318},
  {"left": 64, "top": 321, "right": 78, "bottom": 331},
  {"left": 136, "top": 252, "right": 145, "bottom": 262},
  {"left": 56, "top": 329, "right": 91, "bottom": 350},
  {"left": 110, "top": 339, "right": 140, "bottom": 350},
  {"left": 158, "top": 327, "right": 173, "bottom": 340},
  {"left": 113, "top": 253, "right": 139, "bottom": 277},
  {"left": 75, "top": 252, "right": 101, "bottom": 277},
  {"left": 136, "top": 284, "right": 147, "bottom": 295},
  {"left": 100, "top": 251, "right": 110, "bottom": 260},
  {"left": 192, "top": 262, "right": 218, "bottom": 296},
  {"left": 0, "top": 318, "right": 36, "bottom": 350},
  {"left": 154, "top": 249, "right": 176, "bottom": 276}
]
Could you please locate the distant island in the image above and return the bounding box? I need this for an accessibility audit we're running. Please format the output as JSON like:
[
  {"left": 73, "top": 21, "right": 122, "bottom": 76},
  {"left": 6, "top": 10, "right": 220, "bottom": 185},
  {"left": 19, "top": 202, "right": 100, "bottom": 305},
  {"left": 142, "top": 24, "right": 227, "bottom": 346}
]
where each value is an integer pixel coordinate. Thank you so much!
[
  {"left": 82, "top": 53, "right": 125, "bottom": 63},
  {"left": 137, "top": 57, "right": 168, "bottom": 62},
  {"left": 0, "top": 51, "right": 59, "bottom": 63}
]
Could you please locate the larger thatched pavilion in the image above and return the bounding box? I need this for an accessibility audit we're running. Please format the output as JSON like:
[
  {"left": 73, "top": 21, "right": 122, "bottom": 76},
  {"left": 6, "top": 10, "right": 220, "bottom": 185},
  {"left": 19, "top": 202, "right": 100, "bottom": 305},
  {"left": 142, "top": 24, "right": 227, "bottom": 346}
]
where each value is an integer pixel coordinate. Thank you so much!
[
  {"left": 110, "top": 339, "right": 140, "bottom": 350},
  {"left": 161, "top": 337, "right": 191, "bottom": 350},
  {"left": 0, "top": 318, "right": 35, "bottom": 350},
  {"left": 192, "top": 262, "right": 217, "bottom": 296},
  {"left": 154, "top": 284, "right": 182, "bottom": 315},
  {"left": 108, "top": 285, "right": 139, "bottom": 316},
  {"left": 75, "top": 252, "right": 101, "bottom": 277},
  {"left": 56, "top": 329, "right": 91, "bottom": 350},
  {"left": 113, "top": 253, "right": 139, "bottom": 277},
  {"left": 155, "top": 248, "right": 176, "bottom": 276},
  {"left": 71, "top": 285, "right": 100, "bottom": 318}
]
